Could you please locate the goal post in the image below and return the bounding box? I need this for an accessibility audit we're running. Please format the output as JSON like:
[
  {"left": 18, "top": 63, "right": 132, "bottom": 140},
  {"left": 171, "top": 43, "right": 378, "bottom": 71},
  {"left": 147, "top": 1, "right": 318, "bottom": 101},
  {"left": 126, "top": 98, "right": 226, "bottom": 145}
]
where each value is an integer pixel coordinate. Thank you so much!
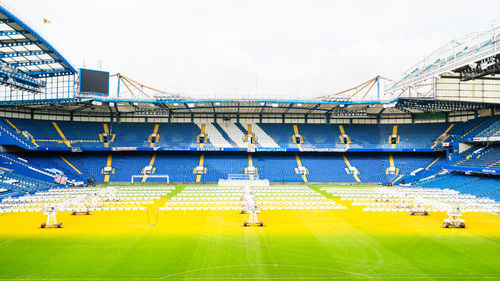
[
  {"left": 219, "top": 174, "right": 269, "bottom": 186},
  {"left": 227, "top": 174, "right": 258, "bottom": 180},
  {"left": 130, "top": 175, "right": 170, "bottom": 184}
]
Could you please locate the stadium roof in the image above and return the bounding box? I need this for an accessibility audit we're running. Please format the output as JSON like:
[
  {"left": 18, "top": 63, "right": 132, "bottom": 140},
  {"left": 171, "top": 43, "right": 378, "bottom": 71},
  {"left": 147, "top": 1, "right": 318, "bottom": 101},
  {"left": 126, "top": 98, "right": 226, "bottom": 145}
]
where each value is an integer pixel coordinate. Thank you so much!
[
  {"left": 2, "top": 97, "right": 497, "bottom": 116},
  {"left": 0, "top": 2, "right": 497, "bottom": 112},
  {"left": 0, "top": 4, "right": 76, "bottom": 78},
  {"left": 387, "top": 25, "right": 500, "bottom": 94}
]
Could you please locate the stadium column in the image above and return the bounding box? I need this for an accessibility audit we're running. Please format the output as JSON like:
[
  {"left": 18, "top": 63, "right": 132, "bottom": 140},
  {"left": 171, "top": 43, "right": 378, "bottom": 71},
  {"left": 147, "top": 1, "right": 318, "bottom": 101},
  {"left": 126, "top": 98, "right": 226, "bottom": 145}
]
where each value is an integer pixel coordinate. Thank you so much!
[
  {"left": 141, "top": 153, "right": 157, "bottom": 182},
  {"left": 149, "top": 124, "right": 160, "bottom": 148},
  {"left": 293, "top": 125, "right": 302, "bottom": 149},
  {"left": 104, "top": 154, "right": 112, "bottom": 182},
  {"left": 391, "top": 125, "right": 398, "bottom": 149},
  {"left": 52, "top": 122, "right": 71, "bottom": 147},
  {"left": 342, "top": 155, "right": 361, "bottom": 182},
  {"left": 295, "top": 154, "right": 308, "bottom": 182},
  {"left": 196, "top": 153, "right": 205, "bottom": 183},
  {"left": 431, "top": 124, "right": 454, "bottom": 148}
]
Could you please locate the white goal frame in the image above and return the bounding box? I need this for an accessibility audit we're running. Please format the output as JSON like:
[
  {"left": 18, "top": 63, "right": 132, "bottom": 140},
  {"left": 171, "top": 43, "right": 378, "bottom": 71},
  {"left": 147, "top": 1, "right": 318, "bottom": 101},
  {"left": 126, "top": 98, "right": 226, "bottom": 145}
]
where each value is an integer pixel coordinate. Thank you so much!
[
  {"left": 219, "top": 174, "right": 269, "bottom": 187},
  {"left": 227, "top": 174, "right": 259, "bottom": 180},
  {"left": 130, "top": 174, "right": 170, "bottom": 184}
]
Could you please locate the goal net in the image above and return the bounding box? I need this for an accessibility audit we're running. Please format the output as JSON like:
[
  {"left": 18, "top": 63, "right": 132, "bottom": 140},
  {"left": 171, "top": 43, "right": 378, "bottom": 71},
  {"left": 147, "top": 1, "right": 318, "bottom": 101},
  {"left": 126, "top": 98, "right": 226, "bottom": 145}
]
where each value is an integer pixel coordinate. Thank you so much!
[
  {"left": 130, "top": 174, "right": 170, "bottom": 184},
  {"left": 219, "top": 174, "right": 269, "bottom": 186},
  {"left": 228, "top": 174, "right": 258, "bottom": 180}
]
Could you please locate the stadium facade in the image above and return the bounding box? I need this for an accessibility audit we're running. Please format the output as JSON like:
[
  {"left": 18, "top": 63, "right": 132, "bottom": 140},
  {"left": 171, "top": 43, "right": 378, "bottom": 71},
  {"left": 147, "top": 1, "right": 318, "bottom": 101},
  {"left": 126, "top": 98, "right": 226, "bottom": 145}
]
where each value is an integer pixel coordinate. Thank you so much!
[{"left": 0, "top": 3, "right": 499, "bottom": 202}]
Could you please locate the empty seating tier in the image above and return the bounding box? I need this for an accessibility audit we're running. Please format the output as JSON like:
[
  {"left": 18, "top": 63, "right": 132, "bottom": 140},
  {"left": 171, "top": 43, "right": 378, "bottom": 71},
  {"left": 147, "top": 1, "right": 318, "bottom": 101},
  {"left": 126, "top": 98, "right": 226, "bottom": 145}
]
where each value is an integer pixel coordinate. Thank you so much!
[{"left": 3, "top": 118, "right": 492, "bottom": 150}]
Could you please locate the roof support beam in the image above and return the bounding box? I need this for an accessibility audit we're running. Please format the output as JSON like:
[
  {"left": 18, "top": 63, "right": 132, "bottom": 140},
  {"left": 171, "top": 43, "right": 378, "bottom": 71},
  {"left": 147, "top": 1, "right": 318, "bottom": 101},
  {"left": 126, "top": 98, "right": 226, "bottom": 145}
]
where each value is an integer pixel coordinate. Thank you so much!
[
  {"left": 11, "top": 60, "right": 58, "bottom": 67},
  {"left": 397, "top": 107, "right": 414, "bottom": 116},
  {"left": 70, "top": 102, "right": 94, "bottom": 113},
  {"left": 305, "top": 104, "right": 321, "bottom": 115},
  {"left": 0, "top": 31, "right": 28, "bottom": 36},
  {"left": 259, "top": 104, "right": 266, "bottom": 115},
  {"left": 0, "top": 51, "right": 51, "bottom": 58},
  {"left": 30, "top": 69, "right": 73, "bottom": 77},
  {"left": 0, "top": 41, "right": 41, "bottom": 48},
  {"left": 167, "top": 104, "right": 330, "bottom": 113},
  {"left": 377, "top": 108, "right": 386, "bottom": 117},
  {"left": 184, "top": 103, "right": 192, "bottom": 113},
  {"left": 325, "top": 105, "right": 339, "bottom": 116},
  {"left": 283, "top": 103, "right": 294, "bottom": 114}
]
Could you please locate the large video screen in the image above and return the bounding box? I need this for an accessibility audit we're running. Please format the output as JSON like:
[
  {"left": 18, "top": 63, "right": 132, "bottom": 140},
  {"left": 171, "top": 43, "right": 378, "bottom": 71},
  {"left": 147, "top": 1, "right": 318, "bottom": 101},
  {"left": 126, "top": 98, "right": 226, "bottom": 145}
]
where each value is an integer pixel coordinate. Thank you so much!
[{"left": 79, "top": 69, "right": 109, "bottom": 95}]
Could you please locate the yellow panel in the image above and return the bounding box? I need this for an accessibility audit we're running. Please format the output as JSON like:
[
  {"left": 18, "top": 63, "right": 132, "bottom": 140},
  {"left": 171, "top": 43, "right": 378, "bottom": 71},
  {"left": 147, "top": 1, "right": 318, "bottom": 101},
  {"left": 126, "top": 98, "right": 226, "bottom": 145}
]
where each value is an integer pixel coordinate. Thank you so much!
[
  {"left": 425, "top": 156, "right": 441, "bottom": 170},
  {"left": 392, "top": 175, "right": 403, "bottom": 184},
  {"left": 342, "top": 154, "right": 360, "bottom": 182},
  {"left": 294, "top": 154, "right": 308, "bottom": 182},
  {"left": 338, "top": 125, "right": 345, "bottom": 135},
  {"left": 52, "top": 122, "right": 71, "bottom": 147},
  {"left": 196, "top": 153, "right": 205, "bottom": 183},
  {"left": 5, "top": 119, "right": 20, "bottom": 134},
  {"left": 199, "top": 153, "right": 205, "bottom": 166},
  {"left": 390, "top": 125, "right": 398, "bottom": 149},
  {"left": 106, "top": 154, "right": 112, "bottom": 166},
  {"left": 293, "top": 125, "right": 302, "bottom": 149},
  {"left": 141, "top": 153, "right": 157, "bottom": 182},
  {"left": 301, "top": 174, "right": 308, "bottom": 182},
  {"left": 199, "top": 124, "right": 205, "bottom": 148},
  {"left": 149, "top": 124, "right": 160, "bottom": 148},
  {"left": 431, "top": 124, "right": 454, "bottom": 148},
  {"left": 342, "top": 155, "right": 351, "bottom": 167},
  {"left": 295, "top": 154, "right": 302, "bottom": 167},
  {"left": 338, "top": 125, "right": 350, "bottom": 148},
  {"left": 60, "top": 156, "right": 82, "bottom": 174},
  {"left": 153, "top": 124, "right": 160, "bottom": 135},
  {"left": 353, "top": 174, "right": 361, "bottom": 183},
  {"left": 104, "top": 154, "right": 112, "bottom": 182}
]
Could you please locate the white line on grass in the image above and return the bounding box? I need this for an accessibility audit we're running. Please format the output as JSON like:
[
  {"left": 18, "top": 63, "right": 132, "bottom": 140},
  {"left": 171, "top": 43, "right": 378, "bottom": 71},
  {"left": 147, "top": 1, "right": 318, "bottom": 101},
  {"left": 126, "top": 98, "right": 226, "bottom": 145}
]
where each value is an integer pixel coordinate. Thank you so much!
[{"left": 1, "top": 277, "right": 500, "bottom": 280}]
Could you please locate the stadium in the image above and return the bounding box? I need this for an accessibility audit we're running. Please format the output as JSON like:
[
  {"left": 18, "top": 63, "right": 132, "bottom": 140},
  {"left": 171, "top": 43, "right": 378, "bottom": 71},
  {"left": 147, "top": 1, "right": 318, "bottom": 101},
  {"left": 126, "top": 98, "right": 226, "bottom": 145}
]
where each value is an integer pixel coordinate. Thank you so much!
[{"left": 0, "top": 1, "right": 500, "bottom": 280}]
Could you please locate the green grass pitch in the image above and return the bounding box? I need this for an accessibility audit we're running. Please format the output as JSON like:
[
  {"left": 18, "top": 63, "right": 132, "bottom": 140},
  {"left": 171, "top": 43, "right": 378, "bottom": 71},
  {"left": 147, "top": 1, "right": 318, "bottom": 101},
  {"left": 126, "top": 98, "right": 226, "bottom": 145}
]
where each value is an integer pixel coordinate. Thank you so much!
[{"left": 0, "top": 184, "right": 498, "bottom": 281}]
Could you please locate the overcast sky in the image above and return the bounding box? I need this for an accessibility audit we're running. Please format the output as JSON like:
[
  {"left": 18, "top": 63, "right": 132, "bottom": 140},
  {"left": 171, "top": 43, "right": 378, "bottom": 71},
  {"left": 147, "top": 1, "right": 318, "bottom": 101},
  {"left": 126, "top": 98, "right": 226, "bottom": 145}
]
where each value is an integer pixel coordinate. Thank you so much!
[{"left": 4, "top": 0, "right": 500, "bottom": 99}]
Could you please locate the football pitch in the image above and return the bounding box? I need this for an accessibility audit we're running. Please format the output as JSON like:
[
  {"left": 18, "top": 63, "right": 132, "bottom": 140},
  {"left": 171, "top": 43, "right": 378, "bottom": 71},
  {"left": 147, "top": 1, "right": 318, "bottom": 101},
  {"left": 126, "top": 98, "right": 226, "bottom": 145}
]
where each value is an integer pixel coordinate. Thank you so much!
[{"left": 0, "top": 185, "right": 499, "bottom": 281}]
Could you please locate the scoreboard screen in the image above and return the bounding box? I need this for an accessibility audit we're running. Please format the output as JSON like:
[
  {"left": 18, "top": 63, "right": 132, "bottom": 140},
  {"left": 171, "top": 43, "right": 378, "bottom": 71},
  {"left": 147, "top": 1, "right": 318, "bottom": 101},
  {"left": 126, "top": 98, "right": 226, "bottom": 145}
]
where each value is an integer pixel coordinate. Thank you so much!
[{"left": 79, "top": 68, "right": 109, "bottom": 95}]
